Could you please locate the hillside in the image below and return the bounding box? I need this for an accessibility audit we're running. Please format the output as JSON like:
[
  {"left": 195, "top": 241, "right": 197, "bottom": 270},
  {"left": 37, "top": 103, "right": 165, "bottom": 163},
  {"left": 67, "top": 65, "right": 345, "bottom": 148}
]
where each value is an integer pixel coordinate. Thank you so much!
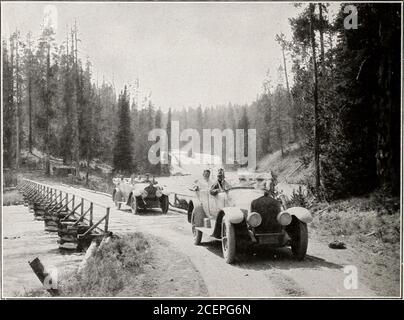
[{"left": 257, "top": 143, "right": 314, "bottom": 185}]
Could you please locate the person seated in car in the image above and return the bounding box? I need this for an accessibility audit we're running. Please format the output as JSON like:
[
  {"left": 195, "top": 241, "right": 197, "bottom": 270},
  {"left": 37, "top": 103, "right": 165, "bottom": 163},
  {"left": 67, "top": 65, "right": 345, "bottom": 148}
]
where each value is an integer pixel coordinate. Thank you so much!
[
  {"left": 238, "top": 174, "right": 255, "bottom": 187},
  {"left": 142, "top": 173, "right": 151, "bottom": 183},
  {"left": 238, "top": 174, "right": 247, "bottom": 185},
  {"left": 210, "top": 169, "right": 231, "bottom": 195},
  {"left": 130, "top": 173, "right": 140, "bottom": 185},
  {"left": 142, "top": 173, "right": 154, "bottom": 183},
  {"left": 254, "top": 174, "right": 268, "bottom": 190}
]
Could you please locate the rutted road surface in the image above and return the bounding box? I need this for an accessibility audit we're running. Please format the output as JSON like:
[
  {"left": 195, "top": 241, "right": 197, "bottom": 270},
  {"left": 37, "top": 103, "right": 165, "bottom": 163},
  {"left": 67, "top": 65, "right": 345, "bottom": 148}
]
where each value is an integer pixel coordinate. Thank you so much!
[{"left": 46, "top": 183, "right": 376, "bottom": 297}]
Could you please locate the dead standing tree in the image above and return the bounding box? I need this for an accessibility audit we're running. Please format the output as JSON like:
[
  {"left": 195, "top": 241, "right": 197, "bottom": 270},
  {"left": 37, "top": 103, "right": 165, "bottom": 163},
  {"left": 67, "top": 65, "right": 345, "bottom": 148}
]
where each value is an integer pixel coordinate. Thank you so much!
[
  {"left": 309, "top": 3, "right": 321, "bottom": 195},
  {"left": 275, "top": 32, "right": 295, "bottom": 143}
]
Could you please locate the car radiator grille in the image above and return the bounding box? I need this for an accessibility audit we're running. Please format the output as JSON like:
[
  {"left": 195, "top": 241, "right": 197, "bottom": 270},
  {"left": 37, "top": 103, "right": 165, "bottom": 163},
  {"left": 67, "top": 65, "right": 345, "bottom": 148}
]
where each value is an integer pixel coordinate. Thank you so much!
[
  {"left": 145, "top": 185, "right": 157, "bottom": 198},
  {"left": 251, "top": 196, "right": 283, "bottom": 234}
]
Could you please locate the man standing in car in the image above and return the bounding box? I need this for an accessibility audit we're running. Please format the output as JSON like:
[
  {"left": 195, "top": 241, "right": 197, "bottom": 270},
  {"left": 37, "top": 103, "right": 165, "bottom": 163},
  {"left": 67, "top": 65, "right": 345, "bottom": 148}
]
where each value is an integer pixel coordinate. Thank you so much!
[
  {"left": 210, "top": 168, "right": 231, "bottom": 195},
  {"left": 191, "top": 169, "right": 212, "bottom": 191}
]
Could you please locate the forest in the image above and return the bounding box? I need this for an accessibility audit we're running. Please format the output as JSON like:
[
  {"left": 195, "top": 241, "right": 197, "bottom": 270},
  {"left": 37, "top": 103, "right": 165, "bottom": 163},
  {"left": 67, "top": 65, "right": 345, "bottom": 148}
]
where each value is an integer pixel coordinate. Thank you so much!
[{"left": 2, "top": 3, "right": 401, "bottom": 200}]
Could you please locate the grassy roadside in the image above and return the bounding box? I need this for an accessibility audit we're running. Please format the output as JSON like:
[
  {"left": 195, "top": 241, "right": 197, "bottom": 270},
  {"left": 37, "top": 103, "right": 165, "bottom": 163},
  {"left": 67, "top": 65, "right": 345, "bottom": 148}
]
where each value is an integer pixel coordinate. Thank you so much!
[
  {"left": 258, "top": 145, "right": 400, "bottom": 296},
  {"left": 59, "top": 233, "right": 152, "bottom": 297},
  {"left": 2, "top": 189, "right": 24, "bottom": 206},
  {"left": 22, "top": 232, "right": 207, "bottom": 297},
  {"left": 310, "top": 193, "right": 400, "bottom": 296}
]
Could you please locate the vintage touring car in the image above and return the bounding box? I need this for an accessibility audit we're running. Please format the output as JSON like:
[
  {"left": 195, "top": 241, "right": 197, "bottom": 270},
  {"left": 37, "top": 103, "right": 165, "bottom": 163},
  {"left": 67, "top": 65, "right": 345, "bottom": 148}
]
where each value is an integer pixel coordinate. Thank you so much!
[
  {"left": 187, "top": 186, "right": 312, "bottom": 264},
  {"left": 112, "top": 177, "right": 169, "bottom": 214}
]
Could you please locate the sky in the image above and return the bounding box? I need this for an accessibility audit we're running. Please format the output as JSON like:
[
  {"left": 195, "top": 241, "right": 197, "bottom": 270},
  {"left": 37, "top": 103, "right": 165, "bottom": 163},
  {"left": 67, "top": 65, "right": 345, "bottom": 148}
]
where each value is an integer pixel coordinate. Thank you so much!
[{"left": 2, "top": 1, "right": 307, "bottom": 111}]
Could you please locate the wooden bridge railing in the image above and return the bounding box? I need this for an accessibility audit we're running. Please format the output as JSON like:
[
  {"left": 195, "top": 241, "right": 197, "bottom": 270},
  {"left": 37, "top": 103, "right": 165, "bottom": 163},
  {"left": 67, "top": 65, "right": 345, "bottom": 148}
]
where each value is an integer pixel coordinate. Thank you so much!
[{"left": 19, "top": 179, "right": 110, "bottom": 235}]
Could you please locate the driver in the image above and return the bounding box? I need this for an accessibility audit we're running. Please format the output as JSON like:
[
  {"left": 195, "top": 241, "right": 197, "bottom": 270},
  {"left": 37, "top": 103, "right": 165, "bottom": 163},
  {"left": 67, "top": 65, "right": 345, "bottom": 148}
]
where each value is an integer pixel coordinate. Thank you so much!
[
  {"left": 143, "top": 173, "right": 151, "bottom": 183},
  {"left": 143, "top": 173, "right": 157, "bottom": 184},
  {"left": 210, "top": 168, "right": 231, "bottom": 195}
]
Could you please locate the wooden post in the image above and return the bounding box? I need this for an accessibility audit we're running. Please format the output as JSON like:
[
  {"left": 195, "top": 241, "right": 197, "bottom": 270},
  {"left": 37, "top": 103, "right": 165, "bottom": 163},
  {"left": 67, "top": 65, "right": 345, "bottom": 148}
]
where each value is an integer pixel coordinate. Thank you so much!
[
  {"left": 89, "top": 202, "right": 93, "bottom": 226},
  {"left": 104, "top": 207, "right": 110, "bottom": 233},
  {"left": 81, "top": 198, "right": 84, "bottom": 215},
  {"left": 28, "top": 257, "right": 59, "bottom": 296}
]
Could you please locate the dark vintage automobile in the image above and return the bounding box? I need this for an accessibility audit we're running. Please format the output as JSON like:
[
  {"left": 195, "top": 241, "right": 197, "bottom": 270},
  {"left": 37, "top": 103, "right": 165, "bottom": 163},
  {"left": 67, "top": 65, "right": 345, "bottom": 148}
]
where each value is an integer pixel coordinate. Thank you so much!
[
  {"left": 187, "top": 186, "right": 312, "bottom": 264},
  {"left": 112, "top": 177, "right": 169, "bottom": 214}
]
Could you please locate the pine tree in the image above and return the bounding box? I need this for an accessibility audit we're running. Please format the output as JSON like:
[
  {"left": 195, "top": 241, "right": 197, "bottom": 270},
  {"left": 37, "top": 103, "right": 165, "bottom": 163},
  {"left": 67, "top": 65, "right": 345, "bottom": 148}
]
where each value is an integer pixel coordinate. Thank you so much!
[
  {"left": 2, "top": 40, "right": 14, "bottom": 168},
  {"left": 36, "top": 23, "right": 57, "bottom": 175},
  {"left": 113, "top": 86, "right": 133, "bottom": 174},
  {"left": 24, "top": 32, "right": 35, "bottom": 153}
]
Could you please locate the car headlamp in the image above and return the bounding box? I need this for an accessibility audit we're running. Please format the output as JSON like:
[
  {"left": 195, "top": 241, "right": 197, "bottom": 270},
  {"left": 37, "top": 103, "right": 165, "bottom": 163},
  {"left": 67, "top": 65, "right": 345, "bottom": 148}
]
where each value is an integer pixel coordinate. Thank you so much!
[
  {"left": 277, "top": 211, "right": 292, "bottom": 226},
  {"left": 247, "top": 211, "right": 262, "bottom": 228}
]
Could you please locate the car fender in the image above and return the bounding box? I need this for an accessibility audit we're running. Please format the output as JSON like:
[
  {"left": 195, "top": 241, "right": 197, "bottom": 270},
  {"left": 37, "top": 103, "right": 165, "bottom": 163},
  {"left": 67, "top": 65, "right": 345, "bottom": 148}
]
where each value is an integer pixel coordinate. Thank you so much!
[
  {"left": 191, "top": 202, "right": 207, "bottom": 227},
  {"left": 283, "top": 207, "right": 312, "bottom": 224},
  {"left": 113, "top": 188, "right": 123, "bottom": 201},
  {"left": 222, "top": 207, "right": 245, "bottom": 224},
  {"left": 126, "top": 192, "right": 136, "bottom": 206}
]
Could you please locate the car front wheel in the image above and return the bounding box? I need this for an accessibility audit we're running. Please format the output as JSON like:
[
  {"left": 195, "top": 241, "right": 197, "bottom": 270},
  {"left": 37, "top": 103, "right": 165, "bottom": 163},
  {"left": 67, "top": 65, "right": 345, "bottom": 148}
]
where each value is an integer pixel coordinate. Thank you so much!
[
  {"left": 221, "top": 219, "right": 236, "bottom": 264},
  {"left": 291, "top": 221, "right": 308, "bottom": 260},
  {"left": 160, "top": 195, "right": 169, "bottom": 214}
]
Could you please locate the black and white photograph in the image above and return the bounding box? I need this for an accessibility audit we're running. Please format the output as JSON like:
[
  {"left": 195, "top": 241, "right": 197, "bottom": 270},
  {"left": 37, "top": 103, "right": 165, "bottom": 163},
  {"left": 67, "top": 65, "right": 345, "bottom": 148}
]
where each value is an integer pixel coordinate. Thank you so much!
[{"left": 1, "top": 1, "right": 402, "bottom": 301}]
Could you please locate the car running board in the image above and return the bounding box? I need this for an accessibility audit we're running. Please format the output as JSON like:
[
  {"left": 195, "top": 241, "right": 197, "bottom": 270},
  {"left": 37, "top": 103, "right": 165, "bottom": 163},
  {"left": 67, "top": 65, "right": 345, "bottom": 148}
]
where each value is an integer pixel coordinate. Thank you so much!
[{"left": 195, "top": 226, "right": 214, "bottom": 237}]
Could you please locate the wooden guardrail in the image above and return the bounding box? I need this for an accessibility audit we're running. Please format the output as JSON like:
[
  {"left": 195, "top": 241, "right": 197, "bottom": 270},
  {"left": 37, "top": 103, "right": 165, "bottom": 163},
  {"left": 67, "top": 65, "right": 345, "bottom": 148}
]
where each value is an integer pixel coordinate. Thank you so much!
[{"left": 18, "top": 179, "right": 111, "bottom": 251}]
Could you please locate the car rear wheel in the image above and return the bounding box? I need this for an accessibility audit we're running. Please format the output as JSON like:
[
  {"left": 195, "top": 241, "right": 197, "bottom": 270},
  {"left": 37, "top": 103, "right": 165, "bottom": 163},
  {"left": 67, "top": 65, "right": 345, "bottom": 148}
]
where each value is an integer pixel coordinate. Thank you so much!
[
  {"left": 221, "top": 219, "right": 236, "bottom": 264},
  {"left": 160, "top": 195, "right": 169, "bottom": 214},
  {"left": 191, "top": 217, "right": 202, "bottom": 245},
  {"left": 291, "top": 221, "right": 308, "bottom": 260},
  {"left": 130, "top": 197, "right": 138, "bottom": 215}
]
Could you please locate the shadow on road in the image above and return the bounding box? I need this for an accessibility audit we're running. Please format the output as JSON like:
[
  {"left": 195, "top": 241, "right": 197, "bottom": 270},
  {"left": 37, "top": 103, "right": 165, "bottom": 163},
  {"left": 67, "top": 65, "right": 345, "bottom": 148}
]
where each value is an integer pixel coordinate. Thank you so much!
[
  {"left": 200, "top": 240, "right": 342, "bottom": 271},
  {"left": 118, "top": 208, "right": 178, "bottom": 217}
]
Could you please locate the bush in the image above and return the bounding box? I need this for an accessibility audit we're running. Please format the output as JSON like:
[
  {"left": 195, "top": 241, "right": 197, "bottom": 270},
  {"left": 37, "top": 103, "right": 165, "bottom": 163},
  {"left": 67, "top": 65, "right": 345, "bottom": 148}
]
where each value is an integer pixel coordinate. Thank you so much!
[
  {"left": 3, "top": 190, "right": 24, "bottom": 206},
  {"left": 3, "top": 169, "right": 18, "bottom": 188},
  {"left": 284, "top": 186, "right": 309, "bottom": 208},
  {"left": 60, "top": 233, "right": 151, "bottom": 297}
]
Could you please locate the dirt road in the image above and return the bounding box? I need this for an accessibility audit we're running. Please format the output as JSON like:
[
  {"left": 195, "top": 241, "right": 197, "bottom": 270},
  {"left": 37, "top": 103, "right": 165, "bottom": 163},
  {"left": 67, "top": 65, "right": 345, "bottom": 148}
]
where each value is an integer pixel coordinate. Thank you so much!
[{"left": 24, "top": 182, "right": 379, "bottom": 298}]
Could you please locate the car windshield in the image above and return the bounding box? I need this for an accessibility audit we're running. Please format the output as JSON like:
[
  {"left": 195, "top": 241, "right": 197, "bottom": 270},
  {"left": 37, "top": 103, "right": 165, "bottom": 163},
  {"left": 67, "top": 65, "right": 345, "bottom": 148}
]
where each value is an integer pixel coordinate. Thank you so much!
[{"left": 225, "top": 187, "right": 265, "bottom": 210}]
